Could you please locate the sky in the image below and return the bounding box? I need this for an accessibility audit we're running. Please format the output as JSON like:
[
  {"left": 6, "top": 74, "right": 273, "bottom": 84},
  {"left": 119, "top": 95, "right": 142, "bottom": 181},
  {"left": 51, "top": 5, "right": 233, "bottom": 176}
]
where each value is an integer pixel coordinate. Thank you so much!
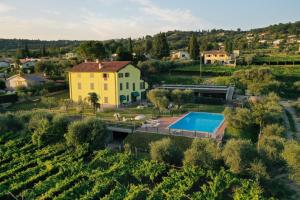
[{"left": 0, "top": 0, "right": 299, "bottom": 40}]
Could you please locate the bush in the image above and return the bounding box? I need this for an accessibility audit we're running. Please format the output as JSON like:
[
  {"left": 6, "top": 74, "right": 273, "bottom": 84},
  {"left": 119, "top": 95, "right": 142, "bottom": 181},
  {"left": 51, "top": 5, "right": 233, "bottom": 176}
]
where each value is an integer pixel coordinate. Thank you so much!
[
  {"left": 149, "top": 138, "right": 183, "bottom": 166},
  {"left": 183, "top": 138, "right": 221, "bottom": 169},
  {"left": 65, "top": 117, "right": 110, "bottom": 151}
]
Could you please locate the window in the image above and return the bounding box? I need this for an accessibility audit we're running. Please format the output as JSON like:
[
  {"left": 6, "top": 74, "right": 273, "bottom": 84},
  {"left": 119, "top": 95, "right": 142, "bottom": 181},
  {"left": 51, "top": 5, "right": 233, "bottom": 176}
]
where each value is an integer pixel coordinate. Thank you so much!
[
  {"left": 133, "top": 83, "right": 136, "bottom": 91},
  {"left": 104, "top": 97, "right": 108, "bottom": 103},
  {"left": 103, "top": 73, "right": 109, "bottom": 80},
  {"left": 104, "top": 83, "right": 108, "bottom": 91},
  {"left": 77, "top": 83, "right": 82, "bottom": 90},
  {"left": 118, "top": 73, "right": 123, "bottom": 78},
  {"left": 127, "top": 95, "right": 129, "bottom": 101},
  {"left": 90, "top": 73, "right": 94, "bottom": 78},
  {"left": 90, "top": 83, "right": 94, "bottom": 90},
  {"left": 78, "top": 95, "right": 82, "bottom": 102},
  {"left": 125, "top": 73, "right": 130, "bottom": 77},
  {"left": 120, "top": 83, "right": 123, "bottom": 91},
  {"left": 140, "top": 82, "right": 145, "bottom": 89},
  {"left": 220, "top": 54, "right": 224, "bottom": 57},
  {"left": 126, "top": 82, "right": 129, "bottom": 89},
  {"left": 77, "top": 73, "right": 81, "bottom": 78}
]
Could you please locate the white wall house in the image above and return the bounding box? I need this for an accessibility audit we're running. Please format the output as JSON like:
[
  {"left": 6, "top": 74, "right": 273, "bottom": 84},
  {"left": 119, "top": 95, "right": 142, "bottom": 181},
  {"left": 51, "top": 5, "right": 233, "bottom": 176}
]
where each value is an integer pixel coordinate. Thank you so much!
[{"left": 6, "top": 74, "right": 48, "bottom": 90}]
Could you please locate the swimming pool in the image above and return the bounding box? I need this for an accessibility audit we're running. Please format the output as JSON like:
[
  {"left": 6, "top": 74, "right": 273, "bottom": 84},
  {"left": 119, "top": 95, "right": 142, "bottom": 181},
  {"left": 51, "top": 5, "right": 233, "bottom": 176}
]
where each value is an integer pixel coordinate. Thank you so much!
[{"left": 168, "top": 112, "right": 224, "bottom": 134}]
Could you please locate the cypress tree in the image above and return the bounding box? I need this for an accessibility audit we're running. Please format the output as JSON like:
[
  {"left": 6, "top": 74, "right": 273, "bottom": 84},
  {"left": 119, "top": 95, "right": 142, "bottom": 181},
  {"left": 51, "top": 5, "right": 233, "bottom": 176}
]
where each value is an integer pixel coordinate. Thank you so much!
[
  {"left": 188, "top": 34, "right": 200, "bottom": 60},
  {"left": 152, "top": 33, "right": 169, "bottom": 59}
]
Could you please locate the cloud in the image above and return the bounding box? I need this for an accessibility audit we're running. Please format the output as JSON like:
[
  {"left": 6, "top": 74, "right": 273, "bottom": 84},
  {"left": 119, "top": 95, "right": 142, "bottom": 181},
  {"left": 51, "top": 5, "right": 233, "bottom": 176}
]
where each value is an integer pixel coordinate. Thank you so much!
[
  {"left": 0, "top": 3, "right": 14, "bottom": 13},
  {"left": 0, "top": 0, "right": 212, "bottom": 40},
  {"left": 81, "top": 0, "right": 212, "bottom": 39}
]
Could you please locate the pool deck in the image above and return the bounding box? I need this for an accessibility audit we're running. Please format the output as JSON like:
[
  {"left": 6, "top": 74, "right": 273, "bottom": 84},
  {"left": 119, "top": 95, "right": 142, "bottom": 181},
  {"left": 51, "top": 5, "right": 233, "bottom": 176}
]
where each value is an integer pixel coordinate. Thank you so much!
[{"left": 137, "top": 114, "right": 226, "bottom": 141}]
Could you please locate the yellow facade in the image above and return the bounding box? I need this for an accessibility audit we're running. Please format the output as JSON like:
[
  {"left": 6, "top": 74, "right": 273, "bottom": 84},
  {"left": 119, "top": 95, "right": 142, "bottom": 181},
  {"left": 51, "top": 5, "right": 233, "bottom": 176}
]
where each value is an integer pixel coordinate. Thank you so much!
[
  {"left": 203, "top": 51, "right": 231, "bottom": 65},
  {"left": 69, "top": 64, "right": 148, "bottom": 108}
]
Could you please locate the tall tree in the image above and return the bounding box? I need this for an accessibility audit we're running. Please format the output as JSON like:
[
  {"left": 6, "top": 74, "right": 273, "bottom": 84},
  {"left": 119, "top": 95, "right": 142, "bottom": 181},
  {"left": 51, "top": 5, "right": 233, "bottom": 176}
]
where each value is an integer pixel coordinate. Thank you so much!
[
  {"left": 152, "top": 33, "right": 169, "bottom": 59},
  {"left": 24, "top": 43, "right": 30, "bottom": 57},
  {"left": 188, "top": 34, "right": 200, "bottom": 60},
  {"left": 77, "top": 41, "right": 107, "bottom": 60},
  {"left": 144, "top": 37, "right": 153, "bottom": 54},
  {"left": 128, "top": 38, "right": 133, "bottom": 54},
  {"left": 116, "top": 45, "right": 132, "bottom": 61}
]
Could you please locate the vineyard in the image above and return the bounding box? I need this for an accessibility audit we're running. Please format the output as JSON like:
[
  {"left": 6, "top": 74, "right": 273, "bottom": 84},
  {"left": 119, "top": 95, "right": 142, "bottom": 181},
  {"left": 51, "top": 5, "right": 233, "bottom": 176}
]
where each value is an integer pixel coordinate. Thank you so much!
[{"left": 0, "top": 128, "right": 264, "bottom": 200}]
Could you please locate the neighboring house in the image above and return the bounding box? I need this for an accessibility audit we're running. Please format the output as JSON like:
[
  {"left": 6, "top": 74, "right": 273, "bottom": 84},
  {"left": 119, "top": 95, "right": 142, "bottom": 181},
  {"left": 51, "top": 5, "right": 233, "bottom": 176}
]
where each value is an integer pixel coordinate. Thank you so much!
[
  {"left": 0, "top": 61, "right": 10, "bottom": 68},
  {"left": 171, "top": 51, "right": 190, "bottom": 60},
  {"left": 68, "top": 61, "right": 148, "bottom": 108},
  {"left": 6, "top": 74, "right": 48, "bottom": 90},
  {"left": 273, "top": 39, "right": 284, "bottom": 47},
  {"left": 203, "top": 50, "right": 231, "bottom": 65},
  {"left": 64, "top": 52, "right": 78, "bottom": 59},
  {"left": 19, "top": 58, "right": 40, "bottom": 69}
]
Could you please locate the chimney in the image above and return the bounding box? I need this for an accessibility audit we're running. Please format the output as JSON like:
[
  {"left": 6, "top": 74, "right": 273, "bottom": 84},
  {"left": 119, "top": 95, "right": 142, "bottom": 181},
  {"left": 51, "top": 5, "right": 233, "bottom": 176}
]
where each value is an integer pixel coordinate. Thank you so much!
[
  {"left": 96, "top": 59, "right": 100, "bottom": 63},
  {"left": 99, "top": 63, "right": 103, "bottom": 69},
  {"left": 84, "top": 59, "right": 88, "bottom": 63}
]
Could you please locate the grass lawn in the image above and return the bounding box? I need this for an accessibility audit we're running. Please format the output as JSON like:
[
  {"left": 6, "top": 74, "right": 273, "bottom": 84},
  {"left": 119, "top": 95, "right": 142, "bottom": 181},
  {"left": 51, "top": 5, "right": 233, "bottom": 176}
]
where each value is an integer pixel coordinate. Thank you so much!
[{"left": 124, "top": 131, "right": 194, "bottom": 151}]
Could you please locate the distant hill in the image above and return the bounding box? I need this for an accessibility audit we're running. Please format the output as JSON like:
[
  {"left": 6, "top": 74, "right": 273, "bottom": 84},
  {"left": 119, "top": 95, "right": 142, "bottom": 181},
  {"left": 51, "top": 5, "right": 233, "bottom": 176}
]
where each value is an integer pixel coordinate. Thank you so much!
[{"left": 0, "top": 21, "right": 299, "bottom": 57}]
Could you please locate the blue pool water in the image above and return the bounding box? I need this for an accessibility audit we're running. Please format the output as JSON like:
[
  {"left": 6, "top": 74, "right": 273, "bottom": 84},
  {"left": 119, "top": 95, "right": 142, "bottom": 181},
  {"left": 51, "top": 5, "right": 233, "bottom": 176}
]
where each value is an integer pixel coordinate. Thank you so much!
[{"left": 168, "top": 112, "right": 224, "bottom": 134}]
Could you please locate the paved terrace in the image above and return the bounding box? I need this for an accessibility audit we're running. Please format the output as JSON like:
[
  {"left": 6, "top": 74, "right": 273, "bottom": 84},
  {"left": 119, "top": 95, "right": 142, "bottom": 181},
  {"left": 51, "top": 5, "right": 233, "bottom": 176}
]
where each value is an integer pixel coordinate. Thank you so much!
[
  {"left": 137, "top": 116, "right": 226, "bottom": 141},
  {"left": 155, "top": 84, "right": 235, "bottom": 103}
]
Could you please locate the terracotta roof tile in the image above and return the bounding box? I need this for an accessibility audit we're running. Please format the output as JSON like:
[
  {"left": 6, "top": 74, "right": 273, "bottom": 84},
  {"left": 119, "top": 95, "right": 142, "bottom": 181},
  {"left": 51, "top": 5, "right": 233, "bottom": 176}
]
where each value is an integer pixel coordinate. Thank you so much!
[{"left": 69, "top": 61, "right": 131, "bottom": 73}]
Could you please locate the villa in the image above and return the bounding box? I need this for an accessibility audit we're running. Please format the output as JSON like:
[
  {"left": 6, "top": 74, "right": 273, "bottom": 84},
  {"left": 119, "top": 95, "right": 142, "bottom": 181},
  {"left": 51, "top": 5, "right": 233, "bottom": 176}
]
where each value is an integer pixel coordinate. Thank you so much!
[
  {"left": 68, "top": 60, "right": 148, "bottom": 108},
  {"left": 203, "top": 50, "right": 231, "bottom": 65}
]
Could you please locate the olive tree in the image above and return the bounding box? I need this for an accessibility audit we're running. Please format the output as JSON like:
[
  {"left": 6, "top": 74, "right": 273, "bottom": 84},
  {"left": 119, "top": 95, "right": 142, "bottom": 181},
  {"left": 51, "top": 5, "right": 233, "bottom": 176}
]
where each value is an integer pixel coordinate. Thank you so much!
[
  {"left": 222, "top": 139, "right": 257, "bottom": 174},
  {"left": 183, "top": 138, "right": 221, "bottom": 169},
  {"left": 171, "top": 89, "right": 194, "bottom": 109},
  {"left": 147, "top": 89, "right": 169, "bottom": 112},
  {"left": 150, "top": 138, "right": 182, "bottom": 166},
  {"left": 65, "top": 117, "right": 110, "bottom": 151}
]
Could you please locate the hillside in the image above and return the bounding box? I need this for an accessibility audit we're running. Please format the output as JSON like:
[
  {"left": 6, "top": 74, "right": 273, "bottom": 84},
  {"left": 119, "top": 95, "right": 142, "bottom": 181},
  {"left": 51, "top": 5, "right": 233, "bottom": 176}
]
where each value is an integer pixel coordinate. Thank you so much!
[{"left": 0, "top": 21, "right": 299, "bottom": 58}]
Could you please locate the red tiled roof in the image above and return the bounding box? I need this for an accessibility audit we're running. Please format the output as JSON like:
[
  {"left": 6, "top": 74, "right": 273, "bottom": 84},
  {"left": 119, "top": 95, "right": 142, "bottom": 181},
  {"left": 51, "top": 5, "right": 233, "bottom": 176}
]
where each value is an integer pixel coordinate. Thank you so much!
[{"left": 69, "top": 61, "right": 131, "bottom": 73}]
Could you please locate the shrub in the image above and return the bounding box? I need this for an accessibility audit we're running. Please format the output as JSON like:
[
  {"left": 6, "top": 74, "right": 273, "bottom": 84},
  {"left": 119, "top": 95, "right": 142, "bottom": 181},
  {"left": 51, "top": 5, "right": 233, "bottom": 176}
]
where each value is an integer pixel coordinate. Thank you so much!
[
  {"left": 65, "top": 117, "right": 110, "bottom": 151},
  {"left": 149, "top": 138, "right": 183, "bottom": 166},
  {"left": 183, "top": 138, "right": 221, "bottom": 169}
]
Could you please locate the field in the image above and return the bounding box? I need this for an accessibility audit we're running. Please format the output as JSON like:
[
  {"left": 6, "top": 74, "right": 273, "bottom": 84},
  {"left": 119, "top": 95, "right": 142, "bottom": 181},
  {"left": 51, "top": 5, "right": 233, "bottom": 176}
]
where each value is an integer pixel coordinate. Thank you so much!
[{"left": 0, "top": 129, "right": 263, "bottom": 199}]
